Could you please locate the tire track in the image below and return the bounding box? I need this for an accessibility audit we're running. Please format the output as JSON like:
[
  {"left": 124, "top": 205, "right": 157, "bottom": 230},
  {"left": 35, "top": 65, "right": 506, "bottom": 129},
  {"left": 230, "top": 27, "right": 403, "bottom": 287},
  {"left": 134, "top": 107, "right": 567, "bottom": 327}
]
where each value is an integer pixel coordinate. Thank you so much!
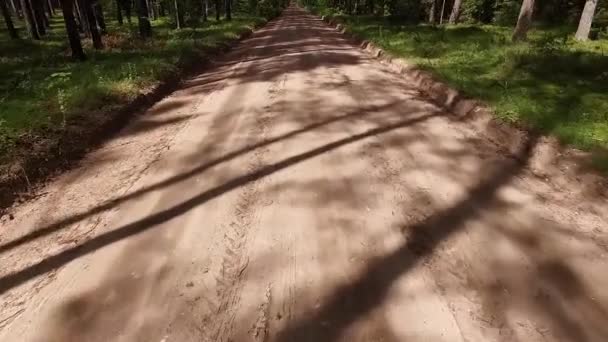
[{"left": 206, "top": 68, "right": 288, "bottom": 342}]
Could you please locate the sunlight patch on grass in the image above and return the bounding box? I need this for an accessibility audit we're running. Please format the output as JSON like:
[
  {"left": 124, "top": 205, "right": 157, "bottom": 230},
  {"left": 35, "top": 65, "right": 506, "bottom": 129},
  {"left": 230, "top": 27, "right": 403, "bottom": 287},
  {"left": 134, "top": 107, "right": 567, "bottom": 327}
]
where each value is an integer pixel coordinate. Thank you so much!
[
  {"left": 323, "top": 14, "right": 608, "bottom": 156},
  {"left": 0, "top": 15, "right": 267, "bottom": 160}
]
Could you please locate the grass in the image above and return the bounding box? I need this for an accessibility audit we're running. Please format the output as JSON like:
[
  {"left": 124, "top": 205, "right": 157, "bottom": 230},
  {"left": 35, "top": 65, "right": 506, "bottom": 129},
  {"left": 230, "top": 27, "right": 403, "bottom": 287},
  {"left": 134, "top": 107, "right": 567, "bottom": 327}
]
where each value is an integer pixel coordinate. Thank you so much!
[
  {"left": 0, "top": 14, "right": 267, "bottom": 164},
  {"left": 315, "top": 8, "right": 608, "bottom": 171}
]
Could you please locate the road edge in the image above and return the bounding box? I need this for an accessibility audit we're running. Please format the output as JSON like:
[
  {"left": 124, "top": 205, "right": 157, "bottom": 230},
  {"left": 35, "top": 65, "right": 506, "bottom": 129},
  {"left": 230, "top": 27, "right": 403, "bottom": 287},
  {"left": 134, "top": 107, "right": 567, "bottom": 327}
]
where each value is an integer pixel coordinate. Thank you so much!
[
  {"left": 316, "top": 12, "right": 607, "bottom": 198},
  {"left": 0, "top": 18, "right": 273, "bottom": 215}
]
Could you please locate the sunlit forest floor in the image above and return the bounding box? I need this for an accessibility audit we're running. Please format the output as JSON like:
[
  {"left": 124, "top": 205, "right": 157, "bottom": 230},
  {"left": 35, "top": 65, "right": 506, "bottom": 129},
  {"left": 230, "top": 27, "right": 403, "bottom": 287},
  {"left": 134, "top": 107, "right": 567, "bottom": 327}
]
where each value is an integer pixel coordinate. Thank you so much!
[
  {"left": 315, "top": 9, "right": 608, "bottom": 171},
  {"left": 0, "top": 15, "right": 266, "bottom": 164}
]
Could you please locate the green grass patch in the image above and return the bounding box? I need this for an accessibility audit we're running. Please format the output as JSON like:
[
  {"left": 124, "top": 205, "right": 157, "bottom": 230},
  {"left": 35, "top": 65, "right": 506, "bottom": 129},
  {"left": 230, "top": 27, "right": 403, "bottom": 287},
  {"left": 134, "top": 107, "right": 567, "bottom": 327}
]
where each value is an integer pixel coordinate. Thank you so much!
[
  {"left": 319, "top": 12, "right": 608, "bottom": 171},
  {"left": 0, "top": 15, "right": 266, "bottom": 163}
]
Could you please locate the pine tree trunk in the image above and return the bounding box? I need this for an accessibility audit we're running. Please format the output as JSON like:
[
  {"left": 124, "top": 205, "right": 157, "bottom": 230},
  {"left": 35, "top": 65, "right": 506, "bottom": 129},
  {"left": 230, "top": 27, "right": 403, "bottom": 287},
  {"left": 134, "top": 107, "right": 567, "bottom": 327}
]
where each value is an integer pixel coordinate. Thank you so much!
[
  {"left": 115, "top": 0, "right": 122, "bottom": 24},
  {"left": 448, "top": 0, "right": 461, "bottom": 23},
  {"left": 32, "top": 0, "right": 47, "bottom": 34},
  {"left": 20, "top": 0, "right": 40, "bottom": 38},
  {"left": 439, "top": 0, "right": 446, "bottom": 24},
  {"left": 93, "top": 0, "right": 105, "bottom": 33},
  {"left": 574, "top": 0, "right": 598, "bottom": 41},
  {"left": 146, "top": 0, "right": 153, "bottom": 19},
  {"left": 174, "top": 0, "right": 183, "bottom": 28},
  {"left": 224, "top": 0, "right": 230, "bottom": 20},
  {"left": 428, "top": 0, "right": 436, "bottom": 23},
  {"left": 60, "top": 0, "right": 85, "bottom": 60},
  {"left": 46, "top": 0, "right": 54, "bottom": 16},
  {"left": 14, "top": 0, "right": 24, "bottom": 18},
  {"left": 512, "top": 0, "right": 534, "bottom": 41},
  {"left": 137, "top": 0, "right": 151, "bottom": 37},
  {"left": 83, "top": 0, "right": 102, "bottom": 48},
  {"left": 8, "top": 0, "right": 19, "bottom": 17},
  {"left": 41, "top": 0, "right": 50, "bottom": 26},
  {"left": 75, "top": 0, "right": 89, "bottom": 34},
  {"left": 1, "top": 0, "right": 19, "bottom": 38},
  {"left": 201, "top": 0, "right": 207, "bottom": 21}
]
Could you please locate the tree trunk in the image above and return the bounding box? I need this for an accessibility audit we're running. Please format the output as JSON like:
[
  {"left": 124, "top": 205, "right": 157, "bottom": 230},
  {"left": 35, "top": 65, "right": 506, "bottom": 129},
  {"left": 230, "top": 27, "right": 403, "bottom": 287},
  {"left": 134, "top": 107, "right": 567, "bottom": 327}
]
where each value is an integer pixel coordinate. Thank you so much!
[
  {"left": 9, "top": 0, "right": 20, "bottom": 17},
  {"left": 93, "top": 0, "right": 105, "bottom": 33},
  {"left": 137, "top": 0, "right": 151, "bottom": 37},
  {"left": 224, "top": 0, "right": 230, "bottom": 20},
  {"left": 201, "top": 0, "right": 207, "bottom": 21},
  {"left": 115, "top": 0, "right": 122, "bottom": 24},
  {"left": 214, "top": 0, "right": 219, "bottom": 20},
  {"left": 20, "top": 0, "right": 40, "bottom": 38},
  {"left": 46, "top": 0, "right": 54, "bottom": 16},
  {"left": 75, "top": 0, "right": 89, "bottom": 34},
  {"left": 146, "top": 0, "right": 153, "bottom": 19},
  {"left": 32, "top": 0, "right": 47, "bottom": 34},
  {"left": 73, "top": 0, "right": 82, "bottom": 30},
  {"left": 1, "top": 0, "right": 19, "bottom": 38},
  {"left": 512, "top": 0, "right": 534, "bottom": 41},
  {"left": 173, "top": 0, "right": 183, "bottom": 28},
  {"left": 439, "top": 0, "right": 446, "bottom": 24},
  {"left": 83, "top": 0, "right": 102, "bottom": 48},
  {"left": 574, "top": 0, "right": 598, "bottom": 41},
  {"left": 60, "top": 0, "right": 85, "bottom": 60},
  {"left": 448, "top": 0, "right": 461, "bottom": 23},
  {"left": 428, "top": 0, "right": 436, "bottom": 23}
]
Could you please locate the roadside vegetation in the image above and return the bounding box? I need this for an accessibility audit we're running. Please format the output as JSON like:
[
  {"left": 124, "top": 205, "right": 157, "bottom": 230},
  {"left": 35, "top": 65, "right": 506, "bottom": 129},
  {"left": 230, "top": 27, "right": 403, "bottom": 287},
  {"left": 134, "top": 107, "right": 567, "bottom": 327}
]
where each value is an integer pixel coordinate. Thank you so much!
[
  {"left": 0, "top": 0, "right": 287, "bottom": 194},
  {"left": 303, "top": 0, "right": 608, "bottom": 170}
]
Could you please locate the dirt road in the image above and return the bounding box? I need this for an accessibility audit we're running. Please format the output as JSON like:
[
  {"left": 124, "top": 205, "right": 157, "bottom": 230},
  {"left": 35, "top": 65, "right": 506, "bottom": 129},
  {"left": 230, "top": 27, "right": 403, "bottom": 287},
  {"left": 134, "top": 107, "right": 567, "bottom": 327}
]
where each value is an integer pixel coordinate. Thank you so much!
[{"left": 2, "top": 6, "right": 608, "bottom": 342}]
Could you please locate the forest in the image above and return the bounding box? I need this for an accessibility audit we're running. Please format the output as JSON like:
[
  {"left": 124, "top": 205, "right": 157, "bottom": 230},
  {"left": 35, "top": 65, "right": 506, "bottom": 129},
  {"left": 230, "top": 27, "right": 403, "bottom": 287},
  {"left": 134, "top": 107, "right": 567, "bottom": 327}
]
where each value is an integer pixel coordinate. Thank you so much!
[
  {"left": 302, "top": 0, "right": 608, "bottom": 170},
  {"left": 0, "top": 0, "right": 286, "bottom": 172},
  {"left": 0, "top": 0, "right": 607, "bottom": 175}
]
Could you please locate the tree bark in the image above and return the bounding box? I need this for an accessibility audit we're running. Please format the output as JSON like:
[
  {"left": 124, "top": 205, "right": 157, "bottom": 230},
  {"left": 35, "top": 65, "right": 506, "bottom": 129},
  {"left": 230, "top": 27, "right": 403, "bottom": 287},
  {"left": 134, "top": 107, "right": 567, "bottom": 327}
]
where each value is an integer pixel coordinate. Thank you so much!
[
  {"left": 1, "top": 0, "right": 19, "bottom": 38},
  {"left": 75, "top": 0, "right": 89, "bottom": 34},
  {"left": 20, "top": 0, "right": 40, "bottom": 38},
  {"left": 83, "top": 0, "right": 102, "bottom": 48},
  {"left": 574, "top": 0, "right": 598, "bottom": 41},
  {"left": 512, "top": 0, "right": 534, "bottom": 41},
  {"left": 224, "top": 0, "right": 230, "bottom": 20},
  {"left": 46, "top": 0, "right": 54, "bottom": 16},
  {"left": 174, "top": 0, "right": 183, "bottom": 28},
  {"left": 201, "top": 0, "right": 207, "bottom": 21},
  {"left": 9, "top": 0, "right": 19, "bottom": 17},
  {"left": 448, "top": 0, "right": 461, "bottom": 23},
  {"left": 93, "top": 0, "right": 105, "bottom": 33},
  {"left": 137, "top": 0, "right": 151, "bottom": 37},
  {"left": 115, "top": 0, "right": 122, "bottom": 24},
  {"left": 439, "top": 0, "right": 446, "bottom": 24},
  {"left": 32, "top": 0, "right": 47, "bottom": 34},
  {"left": 146, "top": 0, "right": 155, "bottom": 19},
  {"left": 428, "top": 0, "right": 436, "bottom": 23},
  {"left": 59, "top": 0, "right": 85, "bottom": 60}
]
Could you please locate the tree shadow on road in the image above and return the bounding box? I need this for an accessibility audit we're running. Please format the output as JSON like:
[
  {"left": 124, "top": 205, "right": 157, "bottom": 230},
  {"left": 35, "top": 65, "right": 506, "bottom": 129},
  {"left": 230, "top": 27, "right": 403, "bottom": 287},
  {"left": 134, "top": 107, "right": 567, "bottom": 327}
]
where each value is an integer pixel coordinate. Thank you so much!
[{"left": 272, "top": 134, "right": 538, "bottom": 342}]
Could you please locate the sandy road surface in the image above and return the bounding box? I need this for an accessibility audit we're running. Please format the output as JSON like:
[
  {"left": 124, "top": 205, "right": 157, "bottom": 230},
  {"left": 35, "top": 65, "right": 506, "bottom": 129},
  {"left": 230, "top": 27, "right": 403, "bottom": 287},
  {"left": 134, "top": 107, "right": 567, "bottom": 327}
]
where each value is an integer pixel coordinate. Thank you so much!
[{"left": 2, "top": 6, "right": 608, "bottom": 342}]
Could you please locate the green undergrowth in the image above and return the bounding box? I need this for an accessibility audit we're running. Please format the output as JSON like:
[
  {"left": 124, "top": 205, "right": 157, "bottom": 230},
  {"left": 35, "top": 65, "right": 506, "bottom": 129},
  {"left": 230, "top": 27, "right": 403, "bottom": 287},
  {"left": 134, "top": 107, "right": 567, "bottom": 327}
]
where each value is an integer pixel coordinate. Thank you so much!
[
  {"left": 314, "top": 8, "right": 608, "bottom": 172},
  {"left": 0, "top": 15, "right": 267, "bottom": 163}
]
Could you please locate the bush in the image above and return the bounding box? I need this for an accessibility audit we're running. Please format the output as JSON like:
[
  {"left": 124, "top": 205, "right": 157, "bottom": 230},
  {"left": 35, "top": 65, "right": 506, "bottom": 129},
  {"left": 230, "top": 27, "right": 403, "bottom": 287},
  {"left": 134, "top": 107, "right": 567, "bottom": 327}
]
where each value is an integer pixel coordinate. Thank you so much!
[{"left": 493, "top": 0, "right": 520, "bottom": 26}]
